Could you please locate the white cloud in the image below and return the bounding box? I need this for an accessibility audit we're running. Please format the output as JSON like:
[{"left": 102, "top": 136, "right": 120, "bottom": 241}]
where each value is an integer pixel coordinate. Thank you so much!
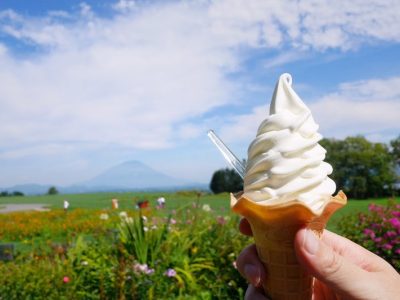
[
  {"left": 112, "top": 0, "right": 136, "bottom": 12},
  {"left": 0, "top": 2, "right": 237, "bottom": 153},
  {"left": 208, "top": 0, "right": 400, "bottom": 51},
  {"left": 0, "top": 143, "right": 75, "bottom": 160},
  {"left": 0, "top": 0, "right": 400, "bottom": 185},
  {"left": 264, "top": 51, "right": 309, "bottom": 69},
  {"left": 221, "top": 76, "right": 400, "bottom": 144},
  {"left": 218, "top": 105, "right": 268, "bottom": 145},
  {"left": 310, "top": 77, "right": 400, "bottom": 139}
]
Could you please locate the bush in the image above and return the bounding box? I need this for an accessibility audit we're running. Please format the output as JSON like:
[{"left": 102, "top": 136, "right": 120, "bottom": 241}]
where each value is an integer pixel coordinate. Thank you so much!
[
  {"left": 210, "top": 168, "right": 243, "bottom": 194},
  {"left": 337, "top": 200, "right": 400, "bottom": 271},
  {"left": 48, "top": 186, "right": 59, "bottom": 195}
]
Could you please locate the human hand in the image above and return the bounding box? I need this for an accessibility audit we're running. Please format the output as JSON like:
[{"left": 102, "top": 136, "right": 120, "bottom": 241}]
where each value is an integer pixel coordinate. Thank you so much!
[{"left": 236, "top": 218, "right": 400, "bottom": 300}]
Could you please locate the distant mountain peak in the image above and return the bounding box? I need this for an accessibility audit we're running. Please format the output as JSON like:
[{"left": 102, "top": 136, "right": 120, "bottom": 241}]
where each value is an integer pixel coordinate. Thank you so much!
[
  {"left": 1, "top": 160, "right": 205, "bottom": 195},
  {"left": 83, "top": 160, "right": 190, "bottom": 190}
]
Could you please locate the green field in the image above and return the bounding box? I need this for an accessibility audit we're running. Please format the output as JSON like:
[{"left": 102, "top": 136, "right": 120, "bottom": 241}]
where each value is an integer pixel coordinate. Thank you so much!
[
  {"left": 1, "top": 191, "right": 399, "bottom": 233},
  {"left": 0, "top": 191, "right": 228, "bottom": 211}
]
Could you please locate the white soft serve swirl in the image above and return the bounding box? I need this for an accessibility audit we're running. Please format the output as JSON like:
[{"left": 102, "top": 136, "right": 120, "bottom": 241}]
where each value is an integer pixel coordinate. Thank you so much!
[{"left": 243, "top": 73, "right": 336, "bottom": 211}]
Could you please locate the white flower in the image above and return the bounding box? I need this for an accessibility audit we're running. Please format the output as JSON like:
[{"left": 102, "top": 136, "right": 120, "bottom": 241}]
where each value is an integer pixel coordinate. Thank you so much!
[
  {"left": 81, "top": 261, "right": 89, "bottom": 266},
  {"left": 119, "top": 211, "right": 128, "bottom": 219},
  {"left": 202, "top": 204, "right": 211, "bottom": 212},
  {"left": 141, "top": 215, "right": 148, "bottom": 222},
  {"left": 143, "top": 226, "right": 148, "bottom": 232},
  {"left": 100, "top": 213, "right": 109, "bottom": 220},
  {"left": 125, "top": 217, "right": 134, "bottom": 224}
]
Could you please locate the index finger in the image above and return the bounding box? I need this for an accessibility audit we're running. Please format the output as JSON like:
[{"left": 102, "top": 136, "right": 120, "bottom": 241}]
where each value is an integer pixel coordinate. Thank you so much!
[{"left": 320, "top": 230, "right": 389, "bottom": 272}]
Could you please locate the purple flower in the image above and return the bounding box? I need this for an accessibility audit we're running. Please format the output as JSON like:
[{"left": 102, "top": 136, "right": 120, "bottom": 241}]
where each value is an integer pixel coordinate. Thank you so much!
[
  {"left": 146, "top": 268, "right": 155, "bottom": 275},
  {"left": 133, "top": 263, "right": 154, "bottom": 275},
  {"left": 164, "top": 268, "right": 177, "bottom": 277}
]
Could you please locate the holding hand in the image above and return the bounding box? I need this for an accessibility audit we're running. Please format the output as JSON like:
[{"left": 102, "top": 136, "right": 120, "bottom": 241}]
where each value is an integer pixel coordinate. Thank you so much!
[{"left": 236, "top": 218, "right": 400, "bottom": 300}]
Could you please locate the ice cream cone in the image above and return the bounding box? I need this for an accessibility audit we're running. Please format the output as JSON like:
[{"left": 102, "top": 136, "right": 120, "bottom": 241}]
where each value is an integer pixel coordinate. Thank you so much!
[{"left": 231, "top": 191, "right": 347, "bottom": 300}]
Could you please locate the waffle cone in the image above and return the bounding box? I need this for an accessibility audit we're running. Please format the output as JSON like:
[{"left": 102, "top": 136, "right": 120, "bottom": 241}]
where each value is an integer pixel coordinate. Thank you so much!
[{"left": 231, "top": 191, "right": 347, "bottom": 300}]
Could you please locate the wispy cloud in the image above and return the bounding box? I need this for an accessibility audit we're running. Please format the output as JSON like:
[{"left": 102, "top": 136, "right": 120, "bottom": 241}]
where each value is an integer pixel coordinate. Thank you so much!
[
  {"left": 0, "top": 0, "right": 399, "bottom": 185},
  {"left": 208, "top": 0, "right": 400, "bottom": 51},
  {"left": 264, "top": 51, "right": 309, "bottom": 69}
]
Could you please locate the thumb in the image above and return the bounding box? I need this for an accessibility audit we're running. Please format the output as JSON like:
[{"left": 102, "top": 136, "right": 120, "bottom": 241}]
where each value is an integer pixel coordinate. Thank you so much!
[{"left": 294, "top": 228, "right": 371, "bottom": 299}]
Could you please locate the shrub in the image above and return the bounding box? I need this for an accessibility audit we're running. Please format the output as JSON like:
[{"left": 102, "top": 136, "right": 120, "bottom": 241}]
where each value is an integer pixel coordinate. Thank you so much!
[{"left": 337, "top": 200, "right": 400, "bottom": 271}]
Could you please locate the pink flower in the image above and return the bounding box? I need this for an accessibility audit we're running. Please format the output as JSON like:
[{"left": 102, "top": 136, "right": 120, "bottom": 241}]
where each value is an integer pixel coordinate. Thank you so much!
[
  {"left": 63, "top": 276, "right": 70, "bottom": 283},
  {"left": 232, "top": 261, "right": 237, "bottom": 269},
  {"left": 216, "top": 216, "right": 226, "bottom": 225},
  {"left": 371, "top": 223, "right": 381, "bottom": 230},
  {"left": 385, "top": 231, "right": 397, "bottom": 238},
  {"left": 368, "top": 203, "right": 378, "bottom": 212},
  {"left": 383, "top": 243, "right": 393, "bottom": 250},
  {"left": 392, "top": 211, "right": 400, "bottom": 218},
  {"left": 389, "top": 218, "right": 400, "bottom": 229},
  {"left": 363, "top": 228, "right": 375, "bottom": 239},
  {"left": 170, "top": 218, "right": 177, "bottom": 225}
]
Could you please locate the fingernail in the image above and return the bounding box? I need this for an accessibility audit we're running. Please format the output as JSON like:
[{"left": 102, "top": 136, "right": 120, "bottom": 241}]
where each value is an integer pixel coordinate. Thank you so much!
[
  {"left": 244, "top": 264, "right": 261, "bottom": 287},
  {"left": 303, "top": 229, "right": 319, "bottom": 255}
]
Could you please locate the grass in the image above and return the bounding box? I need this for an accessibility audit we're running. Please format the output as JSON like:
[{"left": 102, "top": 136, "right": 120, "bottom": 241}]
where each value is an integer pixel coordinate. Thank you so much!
[
  {"left": 0, "top": 191, "right": 229, "bottom": 210},
  {"left": 327, "top": 196, "right": 399, "bottom": 232},
  {"left": 1, "top": 191, "right": 399, "bottom": 233}
]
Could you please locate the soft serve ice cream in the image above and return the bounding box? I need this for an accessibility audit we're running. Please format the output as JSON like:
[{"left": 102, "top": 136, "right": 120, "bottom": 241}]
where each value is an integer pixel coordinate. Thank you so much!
[
  {"left": 243, "top": 73, "right": 336, "bottom": 211},
  {"left": 229, "top": 73, "right": 346, "bottom": 300}
]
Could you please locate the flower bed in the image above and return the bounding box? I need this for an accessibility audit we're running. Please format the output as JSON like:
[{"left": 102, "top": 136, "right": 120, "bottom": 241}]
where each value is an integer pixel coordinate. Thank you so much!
[
  {"left": 337, "top": 199, "right": 400, "bottom": 271},
  {"left": 0, "top": 203, "right": 249, "bottom": 299}
]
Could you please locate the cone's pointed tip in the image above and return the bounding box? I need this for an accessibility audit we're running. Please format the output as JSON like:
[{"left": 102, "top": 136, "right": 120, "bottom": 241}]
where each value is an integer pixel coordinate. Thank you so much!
[
  {"left": 336, "top": 190, "right": 347, "bottom": 201},
  {"left": 230, "top": 193, "right": 237, "bottom": 208}
]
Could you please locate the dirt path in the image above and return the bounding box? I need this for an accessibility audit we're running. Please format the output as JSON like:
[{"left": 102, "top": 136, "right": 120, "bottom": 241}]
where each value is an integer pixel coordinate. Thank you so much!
[{"left": 0, "top": 204, "right": 50, "bottom": 213}]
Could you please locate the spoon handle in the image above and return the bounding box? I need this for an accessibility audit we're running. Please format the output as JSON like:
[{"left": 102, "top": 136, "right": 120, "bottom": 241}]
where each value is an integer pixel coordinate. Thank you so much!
[{"left": 207, "top": 130, "right": 245, "bottom": 179}]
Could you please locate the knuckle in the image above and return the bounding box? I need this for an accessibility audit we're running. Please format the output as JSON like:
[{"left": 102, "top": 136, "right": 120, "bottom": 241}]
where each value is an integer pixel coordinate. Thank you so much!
[{"left": 321, "top": 251, "right": 343, "bottom": 278}]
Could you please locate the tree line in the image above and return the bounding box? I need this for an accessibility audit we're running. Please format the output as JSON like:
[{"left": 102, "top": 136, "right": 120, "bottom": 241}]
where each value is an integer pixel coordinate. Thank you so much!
[
  {"left": 210, "top": 135, "right": 400, "bottom": 199},
  {"left": 0, "top": 191, "right": 24, "bottom": 197}
]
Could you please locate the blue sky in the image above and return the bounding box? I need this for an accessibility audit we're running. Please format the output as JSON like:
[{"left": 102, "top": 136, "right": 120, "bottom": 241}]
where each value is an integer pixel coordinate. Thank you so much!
[{"left": 0, "top": 0, "right": 399, "bottom": 187}]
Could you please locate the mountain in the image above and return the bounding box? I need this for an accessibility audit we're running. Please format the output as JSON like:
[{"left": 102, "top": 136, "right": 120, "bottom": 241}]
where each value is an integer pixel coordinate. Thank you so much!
[
  {"left": 1, "top": 160, "right": 205, "bottom": 195},
  {"left": 80, "top": 160, "right": 197, "bottom": 191}
]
